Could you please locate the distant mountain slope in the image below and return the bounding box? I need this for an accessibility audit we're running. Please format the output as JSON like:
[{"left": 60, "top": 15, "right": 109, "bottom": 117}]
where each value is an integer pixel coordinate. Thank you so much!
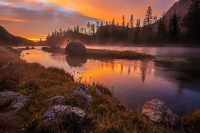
[
  {"left": 165, "top": 0, "right": 192, "bottom": 22},
  {"left": 0, "top": 25, "right": 35, "bottom": 46},
  {"left": 0, "top": 26, "right": 15, "bottom": 40}
]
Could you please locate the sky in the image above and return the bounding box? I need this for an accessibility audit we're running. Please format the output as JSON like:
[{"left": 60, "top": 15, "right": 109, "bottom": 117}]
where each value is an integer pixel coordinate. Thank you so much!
[{"left": 0, "top": 0, "right": 178, "bottom": 41}]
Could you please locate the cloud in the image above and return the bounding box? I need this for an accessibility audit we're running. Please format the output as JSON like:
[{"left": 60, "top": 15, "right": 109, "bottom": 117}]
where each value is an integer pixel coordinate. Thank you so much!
[{"left": 0, "top": 1, "right": 100, "bottom": 40}]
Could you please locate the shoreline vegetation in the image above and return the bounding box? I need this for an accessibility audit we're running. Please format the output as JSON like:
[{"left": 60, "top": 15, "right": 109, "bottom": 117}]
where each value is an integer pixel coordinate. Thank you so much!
[
  {"left": 41, "top": 46, "right": 154, "bottom": 60},
  {"left": 0, "top": 46, "right": 200, "bottom": 133}
]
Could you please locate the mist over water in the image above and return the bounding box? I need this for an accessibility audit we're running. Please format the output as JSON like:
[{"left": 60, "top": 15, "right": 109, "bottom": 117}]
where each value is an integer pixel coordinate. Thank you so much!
[{"left": 20, "top": 46, "right": 200, "bottom": 116}]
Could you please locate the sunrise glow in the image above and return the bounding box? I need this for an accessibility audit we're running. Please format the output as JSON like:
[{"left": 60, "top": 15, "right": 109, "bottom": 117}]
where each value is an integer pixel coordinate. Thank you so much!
[{"left": 0, "top": 0, "right": 178, "bottom": 40}]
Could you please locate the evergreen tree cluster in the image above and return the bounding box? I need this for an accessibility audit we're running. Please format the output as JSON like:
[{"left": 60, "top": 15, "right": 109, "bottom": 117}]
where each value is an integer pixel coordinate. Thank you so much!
[{"left": 45, "top": 1, "right": 200, "bottom": 46}]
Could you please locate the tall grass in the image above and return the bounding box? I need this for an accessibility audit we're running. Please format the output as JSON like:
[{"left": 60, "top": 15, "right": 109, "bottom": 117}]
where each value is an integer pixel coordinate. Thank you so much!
[{"left": 86, "top": 49, "right": 154, "bottom": 60}]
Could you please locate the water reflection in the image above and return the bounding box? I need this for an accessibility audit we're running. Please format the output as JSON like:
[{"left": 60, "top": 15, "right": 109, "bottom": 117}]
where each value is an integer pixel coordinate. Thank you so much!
[
  {"left": 65, "top": 56, "right": 87, "bottom": 67},
  {"left": 20, "top": 47, "right": 200, "bottom": 116}
]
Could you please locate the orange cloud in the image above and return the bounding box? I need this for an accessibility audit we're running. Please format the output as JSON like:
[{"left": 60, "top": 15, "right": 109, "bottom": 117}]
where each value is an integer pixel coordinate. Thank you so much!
[
  {"left": 0, "top": 0, "right": 177, "bottom": 40},
  {"left": 0, "top": 16, "right": 27, "bottom": 22},
  {"left": 46, "top": 0, "right": 177, "bottom": 23}
]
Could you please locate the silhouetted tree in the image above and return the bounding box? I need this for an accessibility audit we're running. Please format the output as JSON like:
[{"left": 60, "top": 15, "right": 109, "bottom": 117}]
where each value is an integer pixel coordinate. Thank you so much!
[
  {"left": 134, "top": 19, "right": 141, "bottom": 43},
  {"left": 130, "top": 14, "right": 134, "bottom": 28},
  {"left": 112, "top": 18, "right": 115, "bottom": 25},
  {"left": 143, "top": 6, "right": 154, "bottom": 44},
  {"left": 171, "top": 12, "right": 179, "bottom": 43},
  {"left": 157, "top": 17, "right": 167, "bottom": 44},
  {"left": 87, "top": 22, "right": 90, "bottom": 35},
  {"left": 122, "top": 15, "right": 125, "bottom": 26},
  {"left": 184, "top": 0, "right": 200, "bottom": 45},
  {"left": 96, "top": 21, "right": 100, "bottom": 30},
  {"left": 100, "top": 22, "right": 103, "bottom": 27}
]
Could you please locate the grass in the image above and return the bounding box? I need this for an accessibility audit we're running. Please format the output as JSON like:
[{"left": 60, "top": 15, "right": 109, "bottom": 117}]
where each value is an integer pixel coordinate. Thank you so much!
[
  {"left": 181, "top": 109, "right": 200, "bottom": 133},
  {"left": 41, "top": 47, "right": 154, "bottom": 60},
  {"left": 0, "top": 46, "right": 199, "bottom": 133},
  {"left": 86, "top": 49, "right": 154, "bottom": 60}
]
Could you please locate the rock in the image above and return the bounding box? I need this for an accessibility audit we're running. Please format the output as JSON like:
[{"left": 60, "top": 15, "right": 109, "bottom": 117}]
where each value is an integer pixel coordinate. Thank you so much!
[
  {"left": 142, "top": 99, "right": 179, "bottom": 126},
  {"left": 48, "top": 96, "right": 64, "bottom": 104},
  {"left": 3, "top": 62, "right": 14, "bottom": 68},
  {"left": 51, "top": 45, "right": 61, "bottom": 50},
  {"left": 5, "top": 46, "right": 13, "bottom": 49},
  {"left": 65, "top": 42, "right": 86, "bottom": 56},
  {"left": 0, "top": 91, "right": 20, "bottom": 102},
  {"left": 42, "top": 105, "right": 85, "bottom": 123},
  {"left": 41, "top": 45, "right": 62, "bottom": 53},
  {"left": 71, "top": 86, "right": 93, "bottom": 107},
  {"left": 11, "top": 96, "right": 28, "bottom": 111},
  {"left": 25, "top": 46, "right": 30, "bottom": 49},
  {"left": 0, "top": 50, "right": 6, "bottom": 54},
  {"left": 10, "top": 48, "right": 21, "bottom": 54}
]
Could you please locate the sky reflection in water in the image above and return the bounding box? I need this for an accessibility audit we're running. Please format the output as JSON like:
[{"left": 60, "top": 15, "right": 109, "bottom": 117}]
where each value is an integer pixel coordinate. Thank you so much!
[{"left": 20, "top": 46, "right": 200, "bottom": 116}]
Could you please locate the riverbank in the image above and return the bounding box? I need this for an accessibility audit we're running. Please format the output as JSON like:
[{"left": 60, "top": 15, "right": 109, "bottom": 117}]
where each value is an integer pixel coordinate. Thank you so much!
[
  {"left": 86, "top": 49, "right": 153, "bottom": 59},
  {"left": 0, "top": 46, "right": 199, "bottom": 133}
]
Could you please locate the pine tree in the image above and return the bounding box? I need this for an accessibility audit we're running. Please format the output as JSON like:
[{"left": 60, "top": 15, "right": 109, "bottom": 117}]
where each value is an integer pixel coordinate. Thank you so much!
[
  {"left": 101, "top": 22, "right": 103, "bottom": 27},
  {"left": 143, "top": 6, "right": 154, "bottom": 44},
  {"left": 112, "top": 18, "right": 115, "bottom": 25},
  {"left": 157, "top": 17, "right": 167, "bottom": 43},
  {"left": 184, "top": 0, "right": 200, "bottom": 45},
  {"left": 96, "top": 21, "right": 100, "bottom": 30},
  {"left": 171, "top": 12, "right": 179, "bottom": 43},
  {"left": 134, "top": 19, "right": 141, "bottom": 43},
  {"left": 122, "top": 15, "right": 125, "bottom": 26},
  {"left": 87, "top": 22, "right": 90, "bottom": 35},
  {"left": 130, "top": 14, "right": 134, "bottom": 28}
]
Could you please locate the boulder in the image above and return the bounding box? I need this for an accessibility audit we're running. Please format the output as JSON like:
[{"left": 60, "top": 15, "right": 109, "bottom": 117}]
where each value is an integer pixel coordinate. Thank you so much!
[
  {"left": 142, "top": 99, "right": 179, "bottom": 125},
  {"left": 10, "top": 48, "right": 21, "bottom": 54},
  {"left": 65, "top": 42, "right": 86, "bottom": 56},
  {"left": 3, "top": 62, "right": 14, "bottom": 68},
  {"left": 41, "top": 45, "right": 61, "bottom": 53},
  {"left": 0, "top": 50, "right": 6, "bottom": 54},
  {"left": 51, "top": 45, "right": 61, "bottom": 50},
  {"left": 25, "top": 46, "right": 30, "bottom": 49},
  {"left": 71, "top": 86, "right": 93, "bottom": 107},
  {"left": 0, "top": 91, "right": 20, "bottom": 102},
  {"left": 5, "top": 46, "right": 13, "bottom": 49},
  {"left": 48, "top": 96, "right": 64, "bottom": 104},
  {"left": 11, "top": 96, "right": 29, "bottom": 111},
  {"left": 42, "top": 105, "right": 85, "bottom": 123}
]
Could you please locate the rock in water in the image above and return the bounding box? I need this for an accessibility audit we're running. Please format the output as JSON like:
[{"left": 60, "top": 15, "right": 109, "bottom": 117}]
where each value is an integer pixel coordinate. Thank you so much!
[
  {"left": 142, "top": 99, "right": 179, "bottom": 126},
  {"left": 50, "top": 45, "right": 61, "bottom": 50},
  {"left": 42, "top": 105, "right": 85, "bottom": 123},
  {"left": 65, "top": 42, "right": 86, "bottom": 56},
  {"left": 71, "top": 86, "right": 93, "bottom": 107}
]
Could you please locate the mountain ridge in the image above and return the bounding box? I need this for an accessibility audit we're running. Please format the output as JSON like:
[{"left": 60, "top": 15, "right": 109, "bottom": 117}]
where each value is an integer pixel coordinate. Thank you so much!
[{"left": 0, "top": 25, "right": 35, "bottom": 46}]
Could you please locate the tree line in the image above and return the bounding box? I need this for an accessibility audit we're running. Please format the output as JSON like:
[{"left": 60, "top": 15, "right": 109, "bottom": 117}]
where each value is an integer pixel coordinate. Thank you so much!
[{"left": 45, "top": 0, "right": 200, "bottom": 46}]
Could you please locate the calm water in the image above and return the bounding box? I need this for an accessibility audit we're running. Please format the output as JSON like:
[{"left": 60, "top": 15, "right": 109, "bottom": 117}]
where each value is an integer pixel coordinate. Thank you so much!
[{"left": 20, "top": 46, "right": 200, "bottom": 116}]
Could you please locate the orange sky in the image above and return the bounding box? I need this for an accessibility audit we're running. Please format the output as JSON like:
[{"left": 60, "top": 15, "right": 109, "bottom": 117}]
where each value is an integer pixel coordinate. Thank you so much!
[{"left": 0, "top": 0, "right": 178, "bottom": 41}]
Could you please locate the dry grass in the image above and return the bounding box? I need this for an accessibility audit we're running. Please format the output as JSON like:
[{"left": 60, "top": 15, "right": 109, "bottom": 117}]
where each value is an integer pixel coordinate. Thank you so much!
[
  {"left": 0, "top": 46, "right": 198, "bottom": 133},
  {"left": 86, "top": 49, "right": 154, "bottom": 60},
  {"left": 181, "top": 109, "right": 200, "bottom": 133}
]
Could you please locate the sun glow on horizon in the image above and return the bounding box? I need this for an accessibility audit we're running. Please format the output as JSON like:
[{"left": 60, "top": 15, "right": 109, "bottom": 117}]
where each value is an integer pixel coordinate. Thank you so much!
[{"left": 0, "top": 0, "right": 178, "bottom": 40}]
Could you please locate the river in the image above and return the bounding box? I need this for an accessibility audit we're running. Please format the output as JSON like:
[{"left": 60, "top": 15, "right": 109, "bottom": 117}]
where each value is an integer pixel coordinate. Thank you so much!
[{"left": 20, "top": 46, "right": 200, "bottom": 116}]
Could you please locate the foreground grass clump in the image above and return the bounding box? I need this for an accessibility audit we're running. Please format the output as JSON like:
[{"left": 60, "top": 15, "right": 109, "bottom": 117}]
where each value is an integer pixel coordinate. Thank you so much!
[
  {"left": 181, "top": 109, "right": 200, "bottom": 133},
  {"left": 86, "top": 49, "right": 154, "bottom": 60}
]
